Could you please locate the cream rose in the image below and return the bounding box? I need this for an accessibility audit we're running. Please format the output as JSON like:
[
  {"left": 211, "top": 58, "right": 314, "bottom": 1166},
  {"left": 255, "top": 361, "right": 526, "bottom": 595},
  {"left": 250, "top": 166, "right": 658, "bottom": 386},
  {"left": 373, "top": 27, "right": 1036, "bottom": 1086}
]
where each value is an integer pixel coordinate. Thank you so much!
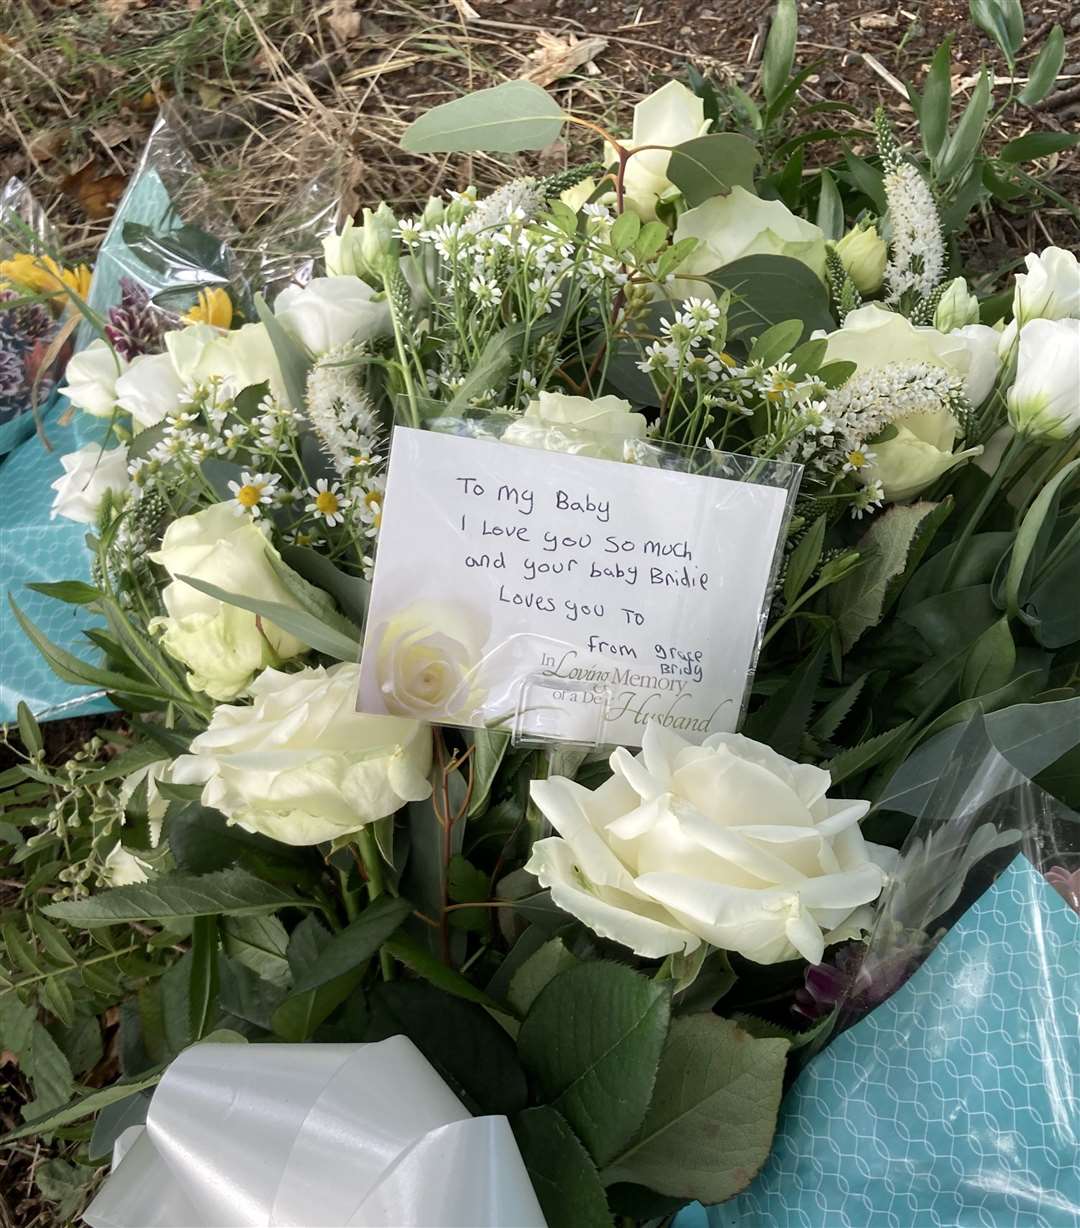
[
  {"left": 60, "top": 338, "right": 128, "bottom": 418},
  {"left": 866, "top": 413, "right": 981, "bottom": 502},
  {"left": 502, "top": 391, "right": 648, "bottom": 460},
  {"left": 49, "top": 443, "right": 130, "bottom": 524},
  {"left": 526, "top": 724, "right": 892, "bottom": 965},
  {"left": 170, "top": 664, "right": 432, "bottom": 846},
  {"left": 833, "top": 224, "right": 887, "bottom": 294},
  {"left": 114, "top": 351, "right": 186, "bottom": 427},
  {"left": 149, "top": 502, "right": 338, "bottom": 701},
  {"left": 373, "top": 600, "right": 487, "bottom": 722},
  {"left": 166, "top": 321, "right": 285, "bottom": 400},
  {"left": 611, "top": 81, "right": 710, "bottom": 221},
  {"left": 673, "top": 186, "right": 828, "bottom": 287},
  {"left": 275, "top": 276, "right": 391, "bottom": 355}
]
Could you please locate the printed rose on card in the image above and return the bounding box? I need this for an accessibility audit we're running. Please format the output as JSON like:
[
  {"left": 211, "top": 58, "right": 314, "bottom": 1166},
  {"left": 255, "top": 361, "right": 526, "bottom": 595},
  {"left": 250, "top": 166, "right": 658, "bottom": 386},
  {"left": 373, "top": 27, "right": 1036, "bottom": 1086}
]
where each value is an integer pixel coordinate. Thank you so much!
[{"left": 357, "top": 427, "right": 798, "bottom": 748}]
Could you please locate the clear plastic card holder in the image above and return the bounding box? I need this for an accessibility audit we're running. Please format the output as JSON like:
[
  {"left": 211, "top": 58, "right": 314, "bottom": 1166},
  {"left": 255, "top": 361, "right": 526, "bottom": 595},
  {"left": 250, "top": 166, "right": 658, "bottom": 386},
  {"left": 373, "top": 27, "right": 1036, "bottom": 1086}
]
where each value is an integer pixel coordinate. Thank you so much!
[{"left": 356, "top": 410, "right": 801, "bottom": 750}]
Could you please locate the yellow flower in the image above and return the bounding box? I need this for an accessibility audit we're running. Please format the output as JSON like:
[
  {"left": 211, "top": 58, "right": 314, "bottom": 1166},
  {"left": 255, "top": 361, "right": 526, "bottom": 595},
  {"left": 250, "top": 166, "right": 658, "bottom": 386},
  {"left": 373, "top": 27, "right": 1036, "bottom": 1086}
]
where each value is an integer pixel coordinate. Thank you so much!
[
  {"left": 184, "top": 287, "right": 233, "bottom": 329},
  {"left": 0, "top": 253, "right": 92, "bottom": 305}
]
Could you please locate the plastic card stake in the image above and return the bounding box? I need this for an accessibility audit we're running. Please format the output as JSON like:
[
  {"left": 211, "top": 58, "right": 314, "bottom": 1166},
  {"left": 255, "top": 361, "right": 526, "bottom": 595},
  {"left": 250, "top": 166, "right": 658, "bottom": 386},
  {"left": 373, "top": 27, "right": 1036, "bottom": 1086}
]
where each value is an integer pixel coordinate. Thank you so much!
[{"left": 357, "top": 427, "right": 794, "bottom": 748}]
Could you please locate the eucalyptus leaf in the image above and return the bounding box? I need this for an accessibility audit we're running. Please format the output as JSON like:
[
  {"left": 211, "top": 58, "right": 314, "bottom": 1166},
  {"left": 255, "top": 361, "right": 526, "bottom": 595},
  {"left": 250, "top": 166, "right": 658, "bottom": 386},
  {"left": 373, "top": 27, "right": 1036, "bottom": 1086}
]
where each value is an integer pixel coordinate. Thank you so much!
[
  {"left": 254, "top": 292, "right": 311, "bottom": 412},
  {"left": 401, "top": 81, "right": 566, "bottom": 154},
  {"left": 707, "top": 255, "right": 834, "bottom": 342},
  {"left": 667, "top": 134, "right": 759, "bottom": 206}
]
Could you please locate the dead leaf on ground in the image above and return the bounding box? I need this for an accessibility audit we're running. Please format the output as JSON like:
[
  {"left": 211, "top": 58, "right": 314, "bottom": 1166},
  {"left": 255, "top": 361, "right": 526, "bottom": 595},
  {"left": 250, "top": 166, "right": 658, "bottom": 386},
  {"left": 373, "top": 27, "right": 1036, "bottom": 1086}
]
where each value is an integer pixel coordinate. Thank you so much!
[
  {"left": 60, "top": 161, "right": 126, "bottom": 219},
  {"left": 328, "top": 0, "right": 363, "bottom": 43},
  {"left": 92, "top": 118, "right": 143, "bottom": 148},
  {"left": 522, "top": 32, "right": 608, "bottom": 88},
  {"left": 859, "top": 12, "right": 899, "bottom": 28},
  {"left": 101, "top": 0, "right": 146, "bottom": 17},
  {"left": 448, "top": 0, "right": 482, "bottom": 19},
  {"left": 27, "top": 129, "right": 67, "bottom": 162}
]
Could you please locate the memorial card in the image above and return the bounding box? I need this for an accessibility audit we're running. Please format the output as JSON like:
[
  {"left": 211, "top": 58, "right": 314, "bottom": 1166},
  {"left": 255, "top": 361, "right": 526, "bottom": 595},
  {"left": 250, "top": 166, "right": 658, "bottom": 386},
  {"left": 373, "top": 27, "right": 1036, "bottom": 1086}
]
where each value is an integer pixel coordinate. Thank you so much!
[{"left": 357, "top": 427, "right": 796, "bottom": 748}]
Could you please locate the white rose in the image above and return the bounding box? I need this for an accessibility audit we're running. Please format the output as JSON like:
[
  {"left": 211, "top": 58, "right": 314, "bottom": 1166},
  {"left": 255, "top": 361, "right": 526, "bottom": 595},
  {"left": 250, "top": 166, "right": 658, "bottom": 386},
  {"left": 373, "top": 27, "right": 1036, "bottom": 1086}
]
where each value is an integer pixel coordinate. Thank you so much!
[
  {"left": 833, "top": 225, "right": 887, "bottom": 294},
  {"left": 60, "top": 339, "right": 128, "bottom": 418},
  {"left": 933, "top": 277, "right": 981, "bottom": 332},
  {"left": 819, "top": 304, "right": 980, "bottom": 398},
  {"left": 1012, "top": 246, "right": 1080, "bottom": 326},
  {"left": 166, "top": 321, "right": 285, "bottom": 400},
  {"left": 952, "top": 322, "right": 1000, "bottom": 408},
  {"left": 149, "top": 502, "right": 339, "bottom": 700},
  {"left": 372, "top": 600, "right": 487, "bottom": 723},
  {"left": 171, "top": 664, "right": 432, "bottom": 846},
  {"left": 1007, "top": 317, "right": 1080, "bottom": 441},
  {"left": 865, "top": 412, "right": 981, "bottom": 502},
  {"left": 611, "top": 82, "right": 710, "bottom": 221},
  {"left": 115, "top": 351, "right": 186, "bottom": 427},
  {"left": 49, "top": 443, "right": 130, "bottom": 524},
  {"left": 275, "top": 276, "right": 391, "bottom": 355},
  {"left": 526, "top": 723, "right": 892, "bottom": 965},
  {"left": 673, "top": 186, "right": 828, "bottom": 288},
  {"left": 502, "top": 390, "right": 648, "bottom": 460}
]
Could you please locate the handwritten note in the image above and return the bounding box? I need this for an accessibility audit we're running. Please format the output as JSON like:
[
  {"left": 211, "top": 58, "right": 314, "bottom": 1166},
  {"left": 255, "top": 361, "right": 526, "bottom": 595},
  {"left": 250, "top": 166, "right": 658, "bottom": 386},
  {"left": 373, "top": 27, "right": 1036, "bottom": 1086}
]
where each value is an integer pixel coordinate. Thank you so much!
[{"left": 357, "top": 427, "right": 793, "bottom": 748}]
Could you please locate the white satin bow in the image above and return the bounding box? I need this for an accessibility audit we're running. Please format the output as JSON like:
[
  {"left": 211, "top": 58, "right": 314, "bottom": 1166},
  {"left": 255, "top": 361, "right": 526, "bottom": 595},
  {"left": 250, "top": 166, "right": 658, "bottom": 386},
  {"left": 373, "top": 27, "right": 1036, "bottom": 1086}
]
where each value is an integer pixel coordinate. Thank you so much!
[{"left": 83, "top": 1037, "right": 547, "bottom": 1227}]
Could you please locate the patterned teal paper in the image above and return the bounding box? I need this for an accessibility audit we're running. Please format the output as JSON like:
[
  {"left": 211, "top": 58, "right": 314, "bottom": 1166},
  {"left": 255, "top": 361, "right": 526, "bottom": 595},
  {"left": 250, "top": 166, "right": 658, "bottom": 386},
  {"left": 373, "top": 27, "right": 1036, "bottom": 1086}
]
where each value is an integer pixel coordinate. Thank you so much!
[{"left": 684, "top": 853, "right": 1080, "bottom": 1228}]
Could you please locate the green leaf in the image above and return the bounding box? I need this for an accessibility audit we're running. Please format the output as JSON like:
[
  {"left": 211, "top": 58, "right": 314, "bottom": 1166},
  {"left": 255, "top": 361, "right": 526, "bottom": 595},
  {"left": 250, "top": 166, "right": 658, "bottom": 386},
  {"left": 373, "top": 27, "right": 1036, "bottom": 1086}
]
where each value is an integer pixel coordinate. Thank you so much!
[
  {"left": 667, "top": 134, "right": 760, "bottom": 206},
  {"left": 279, "top": 546, "right": 368, "bottom": 626},
  {"left": 445, "top": 322, "right": 529, "bottom": 415},
  {"left": 15, "top": 702, "right": 43, "bottom": 757},
  {"left": 937, "top": 69, "right": 991, "bottom": 182},
  {"left": 999, "top": 130, "right": 1080, "bottom": 163},
  {"left": 828, "top": 720, "right": 915, "bottom": 785},
  {"left": 508, "top": 937, "right": 578, "bottom": 1016},
  {"left": 707, "top": 255, "right": 834, "bottom": 342},
  {"left": 382, "top": 932, "right": 514, "bottom": 1017},
  {"left": 784, "top": 514, "right": 827, "bottom": 605},
  {"left": 844, "top": 154, "right": 888, "bottom": 213},
  {"left": 253, "top": 292, "right": 311, "bottom": 410},
  {"left": 970, "top": 0, "right": 1024, "bottom": 58},
  {"left": 173, "top": 573, "right": 361, "bottom": 663},
  {"left": 24, "top": 1023, "right": 75, "bottom": 1114},
  {"left": 920, "top": 38, "right": 953, "bottom": 162},
  {"left": 220, "top": 914, "right": 291, "bottom": 987},
  {"left": 25, "top": 581, "right": 102, "bottom": 606},
  {"left": 815, "top": 169, "right": 843, "bottom": 241},
  {"left": 602, "top": 1014, "right": 788, "bottom": 1203},
  {"left": 610, "top": 210, "right": 641, "bottom": 252},
  {"left": 291, "top": 896, "right": 411, "bottom": 993},
  {"left": 749, "top": 318, "right": 804, "bottom": 366},
  {"left": 44, "top": 868, "right": 309, "bottom": 929},
  {"left": 960, "top": 617, "right": 1016, "bottom": 700},
  {"left": 830, "top": 501, "right": 951, "bottom": 651},
  {"left": 271, "top": 915, "right": 363, "bottom": 1042},
  {"left": 744, "top": 635, "right": 827, "bottom": 759},
  {"left": 762, "top": 0, "right": 798, "bottom": 105},
  {"left": 1018, "top": 25, "right": 1065, "bottom": 105},
  {"left": 518, "top": 962, "right": 671, "bottom": 1166},
  {"left": 466, "top": 728, "right": 510, "bottom": 817},
  {"left": 188, "top": 915, "right": 220, "bottom": 1041},
  {"left": 368, "top": 980, "right": 528, "bottom": 1116},
  {"left": 1005, "top": 459, "right": 1080, "bottom": 621},
  {"left": 400, "top": 81, "right": 566, "bottom": 154},
  {"left": 513, "top": 1107, "right": 615, "bottom": 1228},
  {"left": 811, "top": 672, "right": 868, "bottom": 742},
  {"left": 88, "top": 1090, "right": 152, "bottom": 1162}
]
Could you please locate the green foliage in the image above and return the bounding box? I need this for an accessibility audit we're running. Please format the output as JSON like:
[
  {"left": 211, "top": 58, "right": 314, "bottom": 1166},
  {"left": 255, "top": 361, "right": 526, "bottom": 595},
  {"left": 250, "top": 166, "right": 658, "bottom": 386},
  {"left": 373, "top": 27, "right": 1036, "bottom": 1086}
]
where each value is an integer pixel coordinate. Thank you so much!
[
  {"left": 667, "top": 134, "right": 760, "bottom": 204},
  {"left": 400, "top": 81, "right": 566, "bottom": 154},
  {"left": 513, "top": 1107, "right": 615, "bottom": 1228},
  {"left": 707, "top": 255, "right": 834, "bottom": 342}
]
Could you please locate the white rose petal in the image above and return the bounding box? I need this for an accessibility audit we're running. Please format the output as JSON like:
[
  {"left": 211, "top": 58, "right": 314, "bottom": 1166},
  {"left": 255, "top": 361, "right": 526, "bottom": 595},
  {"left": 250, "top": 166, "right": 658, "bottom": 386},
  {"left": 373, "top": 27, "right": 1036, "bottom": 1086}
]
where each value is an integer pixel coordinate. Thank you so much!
[
  {"left": 611, "top": 82, "right": 710, "bottom": 221},
  {"left": 1007, "top": 316, "right": 1080, "bottom": 441},
  {"left": 525, "top": 723, "right": 888, "bottom": 966},
  {"left": 49, "top": 443, "right": 130, "bottom": 524},
  {"left": 60, "top": 338, "right": 128, "bottom": 418},
  {"left": 171, "top": 663, "right": 432, "bottom": 846},
  {"left": 1012, "top": 246, "right": 1080, "bottom": 326},
  {"left": 502, "top": 390, "right": 647, "bottom": 460},
  {"left": 115, "top": 351, "right": 186, "bottom": 427},
  {"left": 275, "top": 276, "right": 391, "bottom": 356}
]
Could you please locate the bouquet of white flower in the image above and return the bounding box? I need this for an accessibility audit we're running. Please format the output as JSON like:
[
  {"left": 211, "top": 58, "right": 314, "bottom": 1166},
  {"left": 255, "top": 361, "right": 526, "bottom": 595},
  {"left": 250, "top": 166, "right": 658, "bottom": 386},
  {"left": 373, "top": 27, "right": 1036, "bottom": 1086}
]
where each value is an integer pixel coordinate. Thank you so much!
[{"left": 2, "top": 3, "right": 1079, "bottom": 1224}]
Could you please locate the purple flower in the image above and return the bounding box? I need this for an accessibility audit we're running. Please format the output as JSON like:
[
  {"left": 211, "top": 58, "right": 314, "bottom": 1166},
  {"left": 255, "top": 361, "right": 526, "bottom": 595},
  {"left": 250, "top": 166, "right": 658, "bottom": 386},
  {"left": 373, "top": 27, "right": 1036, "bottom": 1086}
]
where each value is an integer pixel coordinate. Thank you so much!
[
  {"left": 0, "top": 289, "right": 54, "bottom": 351},
  {"left": 1045, "top": 866, "right": 1080, "bottom": 914},
  {"left": 0, "top": 348, "right": 24, "bottom": 399},
  {"left": 794, "top": 934, "right": 933, "bottom": 1022},
  {"left": 105, "top": 277, "right": 164, "bottom": 360}
]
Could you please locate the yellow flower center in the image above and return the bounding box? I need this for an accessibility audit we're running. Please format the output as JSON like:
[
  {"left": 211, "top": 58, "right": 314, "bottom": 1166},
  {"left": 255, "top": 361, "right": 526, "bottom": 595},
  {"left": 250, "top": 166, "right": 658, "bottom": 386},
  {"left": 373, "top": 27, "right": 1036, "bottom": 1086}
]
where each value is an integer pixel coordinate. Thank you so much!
[
  {"left": 364, "top": 490, "right": 383, "bottom": 526},
  {"left": 315, "top": 490, "right": 340, "bottom": 516},
  {"left": 236, "top": 483, "right": 263, "bottom": 508},
  {"left": 847, "top": 450, "right": 868, "bottom": 469},
  {"left": 766, "top": 377, "right": 796, "bottom": 402}
]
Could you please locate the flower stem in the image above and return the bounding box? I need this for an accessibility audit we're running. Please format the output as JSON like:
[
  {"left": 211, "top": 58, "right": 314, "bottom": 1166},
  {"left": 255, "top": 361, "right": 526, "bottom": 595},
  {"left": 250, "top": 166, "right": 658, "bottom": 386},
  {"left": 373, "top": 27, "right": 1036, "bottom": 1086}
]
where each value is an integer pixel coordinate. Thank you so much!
[
  {"left": 357, "top": 825, "right": 395, "bottom": 980},
  {"left": 947, "top": 432, "right": 1028, "bottom": 577}
]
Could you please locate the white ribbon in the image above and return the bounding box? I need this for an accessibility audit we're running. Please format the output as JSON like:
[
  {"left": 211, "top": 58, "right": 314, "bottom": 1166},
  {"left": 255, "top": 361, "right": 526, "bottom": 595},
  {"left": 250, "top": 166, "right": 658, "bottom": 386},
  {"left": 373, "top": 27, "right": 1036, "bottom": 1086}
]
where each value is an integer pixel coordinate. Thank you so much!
[{"left": 83, "top": 1037, "right": 547, "bottom": 1227}]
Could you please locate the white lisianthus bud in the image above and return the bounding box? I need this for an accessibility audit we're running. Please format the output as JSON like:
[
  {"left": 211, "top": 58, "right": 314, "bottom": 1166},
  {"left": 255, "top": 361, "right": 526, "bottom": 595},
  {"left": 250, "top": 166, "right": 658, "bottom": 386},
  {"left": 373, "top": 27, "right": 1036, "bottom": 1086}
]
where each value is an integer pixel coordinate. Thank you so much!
[
  {"left": 60, "top": 338, "right": 128, "bottom": 418},
  {"left": 1007, "top": 317, "right": 1080, "bottom": 441},
  {"left": 421, "top": 196, "right": 445, "bottom": 228},
  {"left": 525, "top": 723, "right": 894, "bottom": 965},
  {"left": 49, "top": 443, "right": 130, "bottom": 524},
  {"left": 834, "top": 224, "right": 887, "bottom": 294},
  {"left": 934, "top": 277, "right": 981, "bottom": 332},
  {"left": 1012, "top": 246, "right": 1080, "bottom": 327},
  {"left": 170, "top": 664, "right": 433, "bottom": 846}
]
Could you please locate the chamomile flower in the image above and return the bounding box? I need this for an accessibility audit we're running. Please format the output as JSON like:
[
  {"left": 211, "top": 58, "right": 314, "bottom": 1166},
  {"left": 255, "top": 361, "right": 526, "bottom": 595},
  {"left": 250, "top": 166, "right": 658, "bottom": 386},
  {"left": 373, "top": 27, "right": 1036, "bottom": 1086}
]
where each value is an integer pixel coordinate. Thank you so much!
[
  {"left": 842, "top": 446, "right": 877, "bottom": 473},
  {"left": 305, "top": 478, "right": 351, "bottom": 527},
  {"left": 228, "top": 471, "right": 280, "bottom": 517}
]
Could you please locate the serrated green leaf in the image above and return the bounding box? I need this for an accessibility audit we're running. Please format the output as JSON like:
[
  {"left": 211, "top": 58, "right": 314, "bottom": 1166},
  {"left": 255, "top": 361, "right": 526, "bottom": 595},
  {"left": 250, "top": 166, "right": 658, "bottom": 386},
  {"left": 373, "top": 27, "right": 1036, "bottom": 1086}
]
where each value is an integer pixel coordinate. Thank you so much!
[
  {"left": 518, "top": 961, "right": 671, "bottom": 1167},
  {"left": 401, "top": 81, "right": 566, "bottom": 154},
  {"left": 220, "top": 914, "right": 291, "bottom": 987},
  {"left": 291, "top": 895, "right": 411, "bottom": 993},
  {"left": 667, "top": 134, "right": 759, "bottom": 206},
  {"left": 24, "top": 1022, "right": 75, "bottom": 1114},
  {"left": 1018, "top": 26, "right": 1065, "bottom": 105},
  {"left": 602, "top": 1014, "right": 788, "bottom": 1203},
  {"left": 45, "top": 869, "right": 310, "bottom": 929},
  {"left": 828, "top": 720, "right": 915, "bottom": 785},
  {"left": 513, "top": 1107, "right": 614, "bottom": 1228},
  {"left": 382, "top": 932, "right": 513, "bottom": 1017},
  {"left": 784, "top": 514, "right": 827, "bottom": 605},
  {"left": 271, "top": 914, "right": 363, "bottom": 1042},
  {"left": 508, "top": 937, "right": 578, "bottom": 1016}
]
